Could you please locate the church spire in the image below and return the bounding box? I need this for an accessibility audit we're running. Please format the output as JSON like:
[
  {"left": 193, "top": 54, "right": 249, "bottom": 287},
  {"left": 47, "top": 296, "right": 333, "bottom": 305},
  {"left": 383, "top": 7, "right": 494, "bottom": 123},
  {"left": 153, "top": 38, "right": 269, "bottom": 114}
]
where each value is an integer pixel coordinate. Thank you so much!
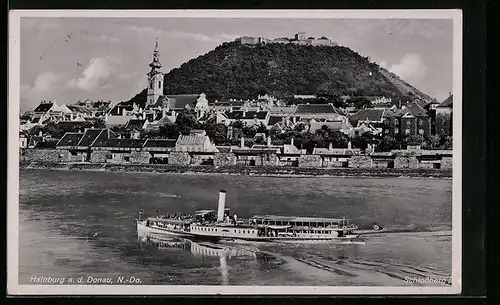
[
  {"left": 146, "top": 38, "right": 165, "bottom": 107},
  {"left": 149, "top": 38, "right": 162, "bottom": 70}
]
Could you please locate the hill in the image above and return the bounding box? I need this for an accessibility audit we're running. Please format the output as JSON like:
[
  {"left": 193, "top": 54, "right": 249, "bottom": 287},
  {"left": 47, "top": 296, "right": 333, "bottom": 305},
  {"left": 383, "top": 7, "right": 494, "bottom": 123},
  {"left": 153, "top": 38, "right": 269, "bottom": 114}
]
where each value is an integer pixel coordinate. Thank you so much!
[
  {"left": 377, "top": 67, "right": 432, "bottom": 101},
  {"left": 125, "top": 41, "right": 432, "bottom": 107}
]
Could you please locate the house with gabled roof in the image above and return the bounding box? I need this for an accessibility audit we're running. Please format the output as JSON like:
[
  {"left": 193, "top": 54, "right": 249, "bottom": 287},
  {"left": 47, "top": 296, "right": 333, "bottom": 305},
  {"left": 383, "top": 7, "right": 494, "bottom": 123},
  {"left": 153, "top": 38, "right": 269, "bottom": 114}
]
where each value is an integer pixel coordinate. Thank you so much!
[
  {"left": 124, "top": 119, "right": 148, "bottom": 131},
  {"left": 56, "top": 128, "right": 116, "bottom": 162},
  {"left": 175, "top": 130, "right": 217, "bottom": 153},
  {"left": 380, "top": 101, "right": 432, "bottom": 139},
  {"left": 266, "top": 115, "right": 295, "bottom": 131},
  {"left": 27, "top": 101, "right": 72, "bottom": 126},
  {"left": 65, "top": 105, "right": 93, "bottom": 121},
  {"left": 308, "top": 118, "right": 353, "bottom": 134},
  {"left": 348, "top": 108, "right": 386, "bottom": 127}
]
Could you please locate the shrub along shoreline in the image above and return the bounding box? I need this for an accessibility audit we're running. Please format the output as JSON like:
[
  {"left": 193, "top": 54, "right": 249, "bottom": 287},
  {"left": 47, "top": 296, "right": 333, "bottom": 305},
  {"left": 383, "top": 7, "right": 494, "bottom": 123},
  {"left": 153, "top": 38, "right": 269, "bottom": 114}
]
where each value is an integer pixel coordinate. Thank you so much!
[{"left": 19, "top": 161, "right": 452, "bottom": 179}]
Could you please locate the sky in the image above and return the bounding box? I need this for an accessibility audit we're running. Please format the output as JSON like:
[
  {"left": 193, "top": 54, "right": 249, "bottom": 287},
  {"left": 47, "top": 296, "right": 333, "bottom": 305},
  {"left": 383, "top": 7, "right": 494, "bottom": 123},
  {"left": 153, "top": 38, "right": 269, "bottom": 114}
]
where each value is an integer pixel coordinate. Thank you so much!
[{"left": 18, "top": 17, "right": 453, "bottom": 111}]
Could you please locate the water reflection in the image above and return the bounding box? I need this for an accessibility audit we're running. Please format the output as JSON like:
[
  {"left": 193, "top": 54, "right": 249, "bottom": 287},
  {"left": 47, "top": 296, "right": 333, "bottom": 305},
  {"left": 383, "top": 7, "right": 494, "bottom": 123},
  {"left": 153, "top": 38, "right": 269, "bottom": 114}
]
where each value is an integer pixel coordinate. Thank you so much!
[{"left": 138, "top": 232, "right": 264, "bottom": 285}]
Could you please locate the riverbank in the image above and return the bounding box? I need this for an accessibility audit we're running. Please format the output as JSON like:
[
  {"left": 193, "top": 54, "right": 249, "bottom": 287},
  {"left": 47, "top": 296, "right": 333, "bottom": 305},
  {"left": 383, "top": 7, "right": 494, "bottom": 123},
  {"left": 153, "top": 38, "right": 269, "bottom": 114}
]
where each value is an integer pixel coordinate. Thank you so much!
[{"left": 19, "top": 161, "right": 452, "bottom": 179}]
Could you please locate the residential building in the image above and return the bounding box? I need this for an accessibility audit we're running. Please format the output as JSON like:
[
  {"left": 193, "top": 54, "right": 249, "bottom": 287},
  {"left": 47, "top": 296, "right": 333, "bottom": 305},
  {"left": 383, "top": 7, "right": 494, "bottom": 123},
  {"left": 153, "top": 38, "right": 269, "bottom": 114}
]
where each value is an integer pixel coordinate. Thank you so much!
[
  {"left": 308, "top": 118, "right": 353, "bottom": 134},
  {"left": 92, "top": 139, "right": 146, "bottom": 163},
  {"left": 292, "top": 104, "right": 346, "bottom": 121},
  {"left": 65, "top": 105, "right": 93, "bottom": 121},
  {"left": 381, "top": 102, "right": 432, "bottom": 138},
  {"left": 348, "top": 108, "right": 386, "bottom": 129},
  {"left": 312, "top": 143, "right": 361, "bottom": 167},
  {"left": 266, "top": 116, "right": 295, "bottom": 131},
  {"left": 26, "top": 101, "right": 75, "bottom": 126},
  {"left": 175, "top": 130, "right": 218, "bottom": 152},
  {"left": 434, "top": 94, "right": 453, "bottom": 136},
  {"left": 217, "top": 109, "right": 270, "bottom": 127},
  {"left": 371, "top": 96, "right": 393, "bottom": 106},
  {"left": 142, "top": 139, "right": 177, "bottom": 164},
  {"left": 56, "top": 128, "right": 116, "bottom": 162}
]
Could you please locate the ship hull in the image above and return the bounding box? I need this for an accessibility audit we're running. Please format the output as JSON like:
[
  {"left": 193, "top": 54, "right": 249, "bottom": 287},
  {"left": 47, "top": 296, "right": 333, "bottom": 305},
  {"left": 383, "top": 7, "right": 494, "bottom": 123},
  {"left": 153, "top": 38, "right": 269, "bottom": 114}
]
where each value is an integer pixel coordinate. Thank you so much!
[
  {"left": 136, "top": 220, "right": 194, "bottom": 238},
  {"left": 136, "top": 220, "right": 360, "bottom": 243}
]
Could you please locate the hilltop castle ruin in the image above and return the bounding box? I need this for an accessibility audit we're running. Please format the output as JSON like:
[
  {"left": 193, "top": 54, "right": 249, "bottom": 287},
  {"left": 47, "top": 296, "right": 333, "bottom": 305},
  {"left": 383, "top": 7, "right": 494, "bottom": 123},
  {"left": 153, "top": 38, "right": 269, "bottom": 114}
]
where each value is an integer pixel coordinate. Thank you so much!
[{"left": 235, "top": 32, "right": 338, "bottom": 47}]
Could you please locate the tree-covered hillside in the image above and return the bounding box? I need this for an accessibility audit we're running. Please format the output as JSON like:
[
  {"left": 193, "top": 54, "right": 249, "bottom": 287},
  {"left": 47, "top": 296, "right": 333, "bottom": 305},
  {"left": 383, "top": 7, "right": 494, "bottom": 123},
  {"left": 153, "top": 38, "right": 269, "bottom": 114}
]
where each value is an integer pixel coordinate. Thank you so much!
[{"left": 126, "top": 41, "right": 431, "bottom": 105}]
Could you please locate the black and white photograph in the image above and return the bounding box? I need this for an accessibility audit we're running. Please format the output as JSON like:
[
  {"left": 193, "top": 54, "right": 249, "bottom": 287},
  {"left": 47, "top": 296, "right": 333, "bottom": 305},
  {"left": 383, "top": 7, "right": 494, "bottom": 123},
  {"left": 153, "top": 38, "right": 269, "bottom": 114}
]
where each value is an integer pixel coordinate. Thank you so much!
[{"left": 8, "top": 10, "right": 462, "bottom": 295}]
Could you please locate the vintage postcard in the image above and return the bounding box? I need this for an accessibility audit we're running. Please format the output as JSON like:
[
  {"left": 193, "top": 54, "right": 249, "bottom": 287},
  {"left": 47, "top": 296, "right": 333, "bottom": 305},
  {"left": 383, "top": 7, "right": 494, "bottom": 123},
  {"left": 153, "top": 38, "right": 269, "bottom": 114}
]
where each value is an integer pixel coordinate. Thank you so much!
[{"left": 8, "top": 9, "right": 462, "bottom": 295}]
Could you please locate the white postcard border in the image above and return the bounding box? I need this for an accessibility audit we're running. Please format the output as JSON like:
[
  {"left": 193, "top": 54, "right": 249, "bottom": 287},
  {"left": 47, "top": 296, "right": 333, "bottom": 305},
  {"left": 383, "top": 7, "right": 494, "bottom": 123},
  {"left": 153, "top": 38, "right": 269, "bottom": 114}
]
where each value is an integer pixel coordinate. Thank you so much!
[{"left": 8, "top": 9, "right": 463, "bottom": 295}]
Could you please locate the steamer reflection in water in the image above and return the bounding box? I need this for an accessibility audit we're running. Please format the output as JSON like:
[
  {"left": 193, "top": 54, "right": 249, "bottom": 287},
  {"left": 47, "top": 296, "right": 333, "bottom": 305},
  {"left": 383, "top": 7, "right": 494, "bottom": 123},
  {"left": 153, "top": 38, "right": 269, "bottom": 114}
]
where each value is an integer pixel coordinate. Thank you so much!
[{"left": 138, "top": 231, "right": 265, "bottom": 285}]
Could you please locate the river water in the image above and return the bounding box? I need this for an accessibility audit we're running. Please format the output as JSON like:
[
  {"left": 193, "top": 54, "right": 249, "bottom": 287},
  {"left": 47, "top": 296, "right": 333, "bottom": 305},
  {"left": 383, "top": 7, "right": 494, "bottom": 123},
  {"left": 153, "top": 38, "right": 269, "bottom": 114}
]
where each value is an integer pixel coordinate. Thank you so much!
[{"left": 18, "top": 169, "right": 452, "bottom": 286}]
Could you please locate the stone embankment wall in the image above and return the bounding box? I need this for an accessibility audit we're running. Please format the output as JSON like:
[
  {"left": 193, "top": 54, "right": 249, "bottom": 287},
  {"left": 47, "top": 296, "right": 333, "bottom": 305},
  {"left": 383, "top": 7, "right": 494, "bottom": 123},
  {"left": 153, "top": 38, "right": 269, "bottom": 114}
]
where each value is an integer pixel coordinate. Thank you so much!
[
  {"left": 393, "top": 156, "right": 419, "bottom": 169},
  {"left": 348, "top": 156, "right": 372, "bottom": 168},
  {"left": 90, "top": 151, "right": 108, "bottom": 163},
  {"left": 23, "top": 149, "right": 66, "bottom": 162},
  {"left": 214, "top": 153, "right": 237, "bottom": 166},
  {"left": 21, "top": 148, "right": 453, "bottom": 170},
  {"left": 298, "top": 155, "right": 321, "bottom": 167},
  {"left": 322, "top": 160, "right": 348, "bottom": 168},
  {"left": 255, "top": 154, "right": 278, "bottom": 166},
  {"left": 168, "top": 152, "right": 191, "bottom": 165},
  {"left": 130, "top": 151, "right": 150, "bottom": 164}
]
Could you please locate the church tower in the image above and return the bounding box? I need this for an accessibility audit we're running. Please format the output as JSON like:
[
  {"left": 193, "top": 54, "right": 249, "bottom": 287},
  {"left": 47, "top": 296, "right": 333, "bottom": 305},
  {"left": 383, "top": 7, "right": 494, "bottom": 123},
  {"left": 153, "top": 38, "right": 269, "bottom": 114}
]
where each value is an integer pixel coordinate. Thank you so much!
[{"left": 146, "top": 39, "right": 164, "bottom": 107}]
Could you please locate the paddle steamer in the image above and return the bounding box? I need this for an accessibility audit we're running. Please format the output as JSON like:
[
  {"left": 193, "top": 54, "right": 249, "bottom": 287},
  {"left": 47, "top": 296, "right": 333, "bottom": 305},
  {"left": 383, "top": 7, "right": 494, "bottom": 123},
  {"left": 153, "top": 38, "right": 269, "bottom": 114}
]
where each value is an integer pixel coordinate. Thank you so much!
[{"left": 136, "top": 190, "right": 366, "bottom": 242}]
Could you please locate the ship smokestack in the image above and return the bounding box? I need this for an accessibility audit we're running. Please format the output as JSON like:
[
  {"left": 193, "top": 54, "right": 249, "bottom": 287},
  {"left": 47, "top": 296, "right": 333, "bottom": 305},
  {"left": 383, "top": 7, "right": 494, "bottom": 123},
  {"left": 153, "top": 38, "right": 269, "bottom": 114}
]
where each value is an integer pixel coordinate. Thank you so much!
[{"left": 217, "top": 190, "right": 227, "bottom": 222}]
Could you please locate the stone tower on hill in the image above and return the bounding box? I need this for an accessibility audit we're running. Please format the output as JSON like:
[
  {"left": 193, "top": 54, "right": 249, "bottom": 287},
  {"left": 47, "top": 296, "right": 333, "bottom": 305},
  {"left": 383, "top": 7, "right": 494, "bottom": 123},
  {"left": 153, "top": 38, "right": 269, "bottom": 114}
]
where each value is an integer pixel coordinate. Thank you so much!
[{"left": 146, "top": 39, "right": 164, "bottom": 107}]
